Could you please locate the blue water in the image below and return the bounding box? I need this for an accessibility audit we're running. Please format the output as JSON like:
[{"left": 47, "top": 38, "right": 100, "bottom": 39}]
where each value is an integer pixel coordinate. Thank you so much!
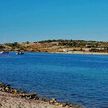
[{"left": 0, "top": 52, "right": 108, "bottom": 108}]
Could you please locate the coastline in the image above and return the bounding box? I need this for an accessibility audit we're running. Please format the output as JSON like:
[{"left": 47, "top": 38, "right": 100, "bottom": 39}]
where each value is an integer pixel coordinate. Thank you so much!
[
  {"left": 50, "top": 51, "right": 108, "bottom": 55},
  {"left": 1, "top": 50, "right": 108, "bottom": 56},
  {"left": 0, "top": 82, "right": 83, "bottom": 108}
]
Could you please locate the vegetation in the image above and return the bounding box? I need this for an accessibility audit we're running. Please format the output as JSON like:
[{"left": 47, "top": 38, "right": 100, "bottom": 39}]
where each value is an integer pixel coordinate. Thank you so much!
[{"left": 1, "top": 39, "right": 108, "bottom": 53}]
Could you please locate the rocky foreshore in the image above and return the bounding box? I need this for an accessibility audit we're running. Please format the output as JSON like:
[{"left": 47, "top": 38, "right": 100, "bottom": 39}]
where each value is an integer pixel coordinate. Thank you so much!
[{"left": 0, "top": 82, "right": 84, "bottom": 108}]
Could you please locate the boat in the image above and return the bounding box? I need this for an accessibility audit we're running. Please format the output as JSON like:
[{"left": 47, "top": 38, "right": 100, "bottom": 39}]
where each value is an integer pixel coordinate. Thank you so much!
[
  {"left": 16, "top": 51, "right": 24, "bottom": 55},
  {"left": 0, "top": 51, "right": 9, "bottom": 54}
]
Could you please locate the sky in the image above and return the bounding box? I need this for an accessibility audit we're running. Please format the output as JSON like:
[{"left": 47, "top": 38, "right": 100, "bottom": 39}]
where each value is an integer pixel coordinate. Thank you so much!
[{"left": 0, "top": 0, "right": 108, "bottom": 43}]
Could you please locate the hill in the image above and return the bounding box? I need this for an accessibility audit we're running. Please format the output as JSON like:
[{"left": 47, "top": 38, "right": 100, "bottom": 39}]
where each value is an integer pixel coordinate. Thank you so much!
[{"left": 1, "top": 39, "right": 108, "bottom": 53}]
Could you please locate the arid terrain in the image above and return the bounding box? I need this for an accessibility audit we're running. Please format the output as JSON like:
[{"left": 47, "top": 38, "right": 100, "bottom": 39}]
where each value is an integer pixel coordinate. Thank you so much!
[{"left": 1, "top": 40, "right": 108, "bottom": 54}]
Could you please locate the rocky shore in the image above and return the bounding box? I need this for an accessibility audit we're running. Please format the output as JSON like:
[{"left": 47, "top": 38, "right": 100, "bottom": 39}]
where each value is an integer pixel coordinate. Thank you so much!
[{"left": 0, "top": 82, "right": 84, "bottom": 108}]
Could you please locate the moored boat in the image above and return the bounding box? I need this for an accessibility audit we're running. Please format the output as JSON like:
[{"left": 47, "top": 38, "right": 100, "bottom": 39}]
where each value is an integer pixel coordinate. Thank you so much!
[
  {"left": 16, "top": 51, "right": 24, "bottom": 55},
  {"left": 0, "top": 51, "right": 9, "bottom": 54}
]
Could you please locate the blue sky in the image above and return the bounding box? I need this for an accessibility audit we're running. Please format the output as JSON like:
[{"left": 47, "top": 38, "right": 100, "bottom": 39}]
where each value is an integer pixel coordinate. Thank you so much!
[{"left": 0, "top": 0, "right": 108, "bottom": 43}]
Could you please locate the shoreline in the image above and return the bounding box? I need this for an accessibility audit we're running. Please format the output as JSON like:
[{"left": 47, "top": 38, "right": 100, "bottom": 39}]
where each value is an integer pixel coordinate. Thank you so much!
[
  {"left": 2, "top": 51, "right": 108, "bottom": 56},
  {"left": 0, "top": 82, "right": 84, "bottom": 108},
  {"left": 50, "top": 51, "right": 108, "bottom": 55}
]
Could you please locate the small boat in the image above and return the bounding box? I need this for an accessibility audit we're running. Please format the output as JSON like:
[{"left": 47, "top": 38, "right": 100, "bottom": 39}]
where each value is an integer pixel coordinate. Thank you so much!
[
  {"left": 16, "top": 51, "right": 24, "bottom": 55},
  {"left": 0, "top": 51, "right": 9, "bottom": 54}
]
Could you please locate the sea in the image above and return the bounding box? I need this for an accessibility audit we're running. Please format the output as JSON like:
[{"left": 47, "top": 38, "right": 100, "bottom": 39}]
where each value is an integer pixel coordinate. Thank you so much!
[{"left": 0, "top": 52, "right": 108, "bottom": 108}]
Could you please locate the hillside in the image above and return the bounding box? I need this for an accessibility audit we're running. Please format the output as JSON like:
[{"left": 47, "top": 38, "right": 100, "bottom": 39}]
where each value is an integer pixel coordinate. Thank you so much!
[{"left": 1, "top": 40, "right": 108, "bottom": 53}]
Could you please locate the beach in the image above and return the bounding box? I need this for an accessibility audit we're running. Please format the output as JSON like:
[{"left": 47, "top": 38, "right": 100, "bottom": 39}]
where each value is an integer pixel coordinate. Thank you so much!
[
  {"left": 0, "top": 82, "right": 83, "bottom": 108},
  {"left": 52, "top": 51, "right": 108, "bottom": 55}
]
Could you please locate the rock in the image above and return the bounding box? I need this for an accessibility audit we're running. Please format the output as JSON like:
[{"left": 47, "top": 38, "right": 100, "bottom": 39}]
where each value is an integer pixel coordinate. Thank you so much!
[
  {"left": 19, "top": 93, "right": 39, "bottom": 100},
  {"left": 5, "top": 86, "right": 10, "bottom": 92},
  {"left": 54, "top": 102, "right": 61, "bottom": 106},
  {"left": 12, "top": 89, "right": 18, "bottom": 94},
  {"left": 39, "top": 97, "right": 49, "bottom": 102},
  {"left": 49, "top": 98, "right": 57, "bottom": 104},
  {"left": 61, "top": 103, "right": 67, "bottom": 107}
]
